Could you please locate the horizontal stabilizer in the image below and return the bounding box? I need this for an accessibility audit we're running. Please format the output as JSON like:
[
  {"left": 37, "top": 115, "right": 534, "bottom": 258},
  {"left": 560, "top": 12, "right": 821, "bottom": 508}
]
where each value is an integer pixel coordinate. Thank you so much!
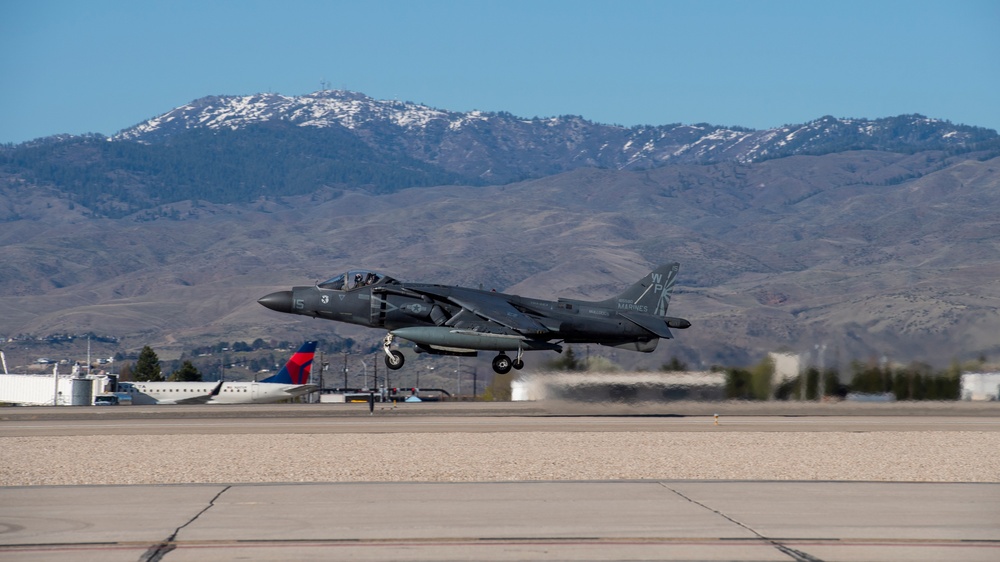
[{"left": 619, "top": 312, "right": 674, "bottom": 339}]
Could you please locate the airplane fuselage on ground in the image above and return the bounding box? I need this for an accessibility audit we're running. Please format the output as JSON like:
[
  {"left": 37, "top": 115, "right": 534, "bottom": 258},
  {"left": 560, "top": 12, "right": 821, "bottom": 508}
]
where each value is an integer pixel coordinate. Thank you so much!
[{"left": 118, "top": 380, "right": 314, "bottom": 405}]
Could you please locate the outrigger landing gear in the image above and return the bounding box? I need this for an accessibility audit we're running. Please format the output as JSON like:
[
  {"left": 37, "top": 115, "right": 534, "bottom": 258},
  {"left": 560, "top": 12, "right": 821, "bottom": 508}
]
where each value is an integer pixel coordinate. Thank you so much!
[
  {"left": 382, "top": 333, "right": 405, "bottom": 370},
  {"left": 512, "top": 347, "right": 525, "bottom": 370}
]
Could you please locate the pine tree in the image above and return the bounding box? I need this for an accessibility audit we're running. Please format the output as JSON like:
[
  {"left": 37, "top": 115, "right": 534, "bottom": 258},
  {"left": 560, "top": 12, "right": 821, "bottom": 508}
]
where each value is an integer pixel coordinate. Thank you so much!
[
  {"left": 133, "top": 346, "right": 163, "bottom": 382},
  {"left": 750, "top": 356, "right": 775, "bottom": 400},
  {"left": 661, "top": 356, "right": 688, "bottom": 371},
  {"left": 169, "top": 360, "right": 202, "bottom": 382}
]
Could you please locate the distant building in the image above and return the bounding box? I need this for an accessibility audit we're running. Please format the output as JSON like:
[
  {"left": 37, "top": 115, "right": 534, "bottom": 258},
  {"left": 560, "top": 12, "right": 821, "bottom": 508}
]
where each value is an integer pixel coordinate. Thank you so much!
[
  {"left": 512, "top": 371, "right": 726, "bottom": 402},
  {"left": 1, "top": 372, "right": 113, "bottom": 406},
  {"left": 960, "top": 372, "right": 1000, "bottom": 401},
  {"left": 769, "top": 352, "right": 801, "bottom": 384}
]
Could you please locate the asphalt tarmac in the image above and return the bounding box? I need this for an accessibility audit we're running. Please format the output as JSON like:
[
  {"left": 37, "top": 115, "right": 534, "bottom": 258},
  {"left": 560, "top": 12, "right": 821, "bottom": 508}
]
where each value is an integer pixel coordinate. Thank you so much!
[
  {"left": 3, "top": 480, "right": 998, "bottom": 562},
  {"left": 2, "top": 401, "right": 999, "bottom": 562}
]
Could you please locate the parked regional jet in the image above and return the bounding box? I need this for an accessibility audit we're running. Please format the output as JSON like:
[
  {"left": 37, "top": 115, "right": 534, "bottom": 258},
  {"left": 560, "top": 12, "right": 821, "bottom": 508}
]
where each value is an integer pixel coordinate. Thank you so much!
[{"left": 118, "top": 342, "right": 317, "bottom": 404}]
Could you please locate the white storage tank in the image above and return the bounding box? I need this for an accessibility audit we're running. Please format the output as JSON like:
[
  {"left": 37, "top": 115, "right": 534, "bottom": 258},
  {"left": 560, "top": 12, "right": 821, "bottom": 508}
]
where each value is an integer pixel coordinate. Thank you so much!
[{"left": 70, "top": 377, "right": 94, "bottom": 406}]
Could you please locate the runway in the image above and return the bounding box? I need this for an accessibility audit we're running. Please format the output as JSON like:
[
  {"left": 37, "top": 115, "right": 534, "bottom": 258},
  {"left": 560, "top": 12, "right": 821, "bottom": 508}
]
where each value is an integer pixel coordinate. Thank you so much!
[
  {"left": 3, "top": 400, "right": 1000, "bottom": 436},
  {"left": 3, "top": 400, "right": 1000, "bottom": 439},
  {"left": 2, "top": 402, "right": 999, "bottom": 561},
  {"left": 2, "top": 412, "right": 1000, "bottom": 436}
]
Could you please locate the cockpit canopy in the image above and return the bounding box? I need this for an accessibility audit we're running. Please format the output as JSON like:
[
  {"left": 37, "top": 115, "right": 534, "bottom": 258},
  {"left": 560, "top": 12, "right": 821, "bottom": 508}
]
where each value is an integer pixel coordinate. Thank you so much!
[{"left": 318, "top": 270, "right": 397, "bottom": 291}]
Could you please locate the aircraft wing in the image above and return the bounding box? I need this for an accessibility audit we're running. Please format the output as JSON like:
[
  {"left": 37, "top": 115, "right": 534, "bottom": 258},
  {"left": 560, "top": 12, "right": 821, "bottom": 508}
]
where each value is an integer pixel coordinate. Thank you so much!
[
  {"left": 407, "top": 286, "right": 550, "bottom": 335},
  {"left": 173, "top": 380, "right": 225, "bottom": 405}
]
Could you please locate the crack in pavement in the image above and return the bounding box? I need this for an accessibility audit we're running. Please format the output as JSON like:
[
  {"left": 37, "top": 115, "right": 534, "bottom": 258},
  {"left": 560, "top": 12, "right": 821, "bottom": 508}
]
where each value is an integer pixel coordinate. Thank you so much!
[
  {"left": 660, "top": 483, "right": 824, "bottom": 562},
  {"left": 138, "top": 485, "right": 231, "bottom": 562}
]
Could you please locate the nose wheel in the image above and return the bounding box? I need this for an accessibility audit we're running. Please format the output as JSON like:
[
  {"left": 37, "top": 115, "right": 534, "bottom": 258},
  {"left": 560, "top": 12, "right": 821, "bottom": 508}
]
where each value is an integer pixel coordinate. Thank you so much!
[{"left": 383, "top": 333, "right": 405, "bottom": 370}]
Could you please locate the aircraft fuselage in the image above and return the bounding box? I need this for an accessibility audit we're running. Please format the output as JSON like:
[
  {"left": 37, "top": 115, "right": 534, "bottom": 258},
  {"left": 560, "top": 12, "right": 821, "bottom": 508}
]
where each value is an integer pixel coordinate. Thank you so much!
[
  {"left": 280, "top": 284, "right": 657, "bottom": 347},
  {"left": 258, "top": 265, "right": 690, "bottom": 374}
]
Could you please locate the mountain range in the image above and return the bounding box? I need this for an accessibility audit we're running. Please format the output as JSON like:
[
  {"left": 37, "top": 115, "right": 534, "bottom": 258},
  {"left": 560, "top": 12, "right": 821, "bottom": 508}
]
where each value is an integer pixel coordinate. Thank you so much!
[{"left": 1, "top": 90, "right": 998, "bottom": 375}]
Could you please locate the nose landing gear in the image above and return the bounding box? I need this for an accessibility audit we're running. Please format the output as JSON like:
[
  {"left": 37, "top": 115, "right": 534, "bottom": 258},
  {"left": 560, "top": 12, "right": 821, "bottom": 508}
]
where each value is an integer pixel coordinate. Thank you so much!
[{"left": 383, "top": 333, "right": 405, "bottom": 370}]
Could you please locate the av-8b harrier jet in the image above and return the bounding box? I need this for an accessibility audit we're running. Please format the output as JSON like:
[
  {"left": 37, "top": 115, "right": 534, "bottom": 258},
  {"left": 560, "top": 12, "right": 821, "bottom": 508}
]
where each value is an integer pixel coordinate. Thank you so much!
[{"left": 258, "top": 263, "right": 690, "bottom": 375}]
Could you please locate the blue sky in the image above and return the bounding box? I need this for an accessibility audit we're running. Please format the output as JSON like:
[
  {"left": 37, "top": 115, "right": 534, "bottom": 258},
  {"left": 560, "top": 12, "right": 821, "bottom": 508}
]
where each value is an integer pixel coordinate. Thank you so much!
[{"left": 2, "top": 0, "right": 998, "bottom": 144}]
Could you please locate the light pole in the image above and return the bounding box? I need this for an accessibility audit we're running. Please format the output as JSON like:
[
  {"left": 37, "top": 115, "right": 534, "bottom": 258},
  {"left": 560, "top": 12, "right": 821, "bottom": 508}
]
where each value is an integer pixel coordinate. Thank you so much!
[
  {"left": 420, "top": 365, "right": 433, "bottom": 390},
  {"left": 341, "top": 351, "right": 348, "bottom": 390},
  {"left": 316, "top": 353, "right": 329, "bottom": 403},
  {"left": 381, "top": 353, "right": 390, "bottom": 396},
  {"left": 815, "top": 343, "right": 826, "bottom": 401},
  {"left": 453, "top": 358, "right": 479, "bottom": 398}
]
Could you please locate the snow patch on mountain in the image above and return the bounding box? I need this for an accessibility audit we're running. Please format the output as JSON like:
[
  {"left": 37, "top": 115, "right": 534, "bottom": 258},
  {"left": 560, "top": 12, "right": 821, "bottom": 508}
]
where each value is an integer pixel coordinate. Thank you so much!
[{"left": 112, "top": 90, "right": 999, "bottom": 177}]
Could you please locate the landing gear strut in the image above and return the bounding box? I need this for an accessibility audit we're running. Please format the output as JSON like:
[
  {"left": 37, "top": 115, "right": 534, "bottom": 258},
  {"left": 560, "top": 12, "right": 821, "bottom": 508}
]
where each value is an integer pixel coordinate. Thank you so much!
[
  {"left": 382, "top": 333, "right": 404, "bottom": 370},
  {"left": 512, "top": 347, "right": 525, "bottom": 370}
]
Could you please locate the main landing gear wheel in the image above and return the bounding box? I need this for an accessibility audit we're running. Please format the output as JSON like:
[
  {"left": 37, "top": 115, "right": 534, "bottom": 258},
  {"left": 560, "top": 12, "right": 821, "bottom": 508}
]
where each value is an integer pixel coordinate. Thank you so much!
[
  {"left": 385, "top": 350, "right": 405, "bottom": 370},
  {"left": 492, "top": 354, "right": 513, "bottom": 375}
]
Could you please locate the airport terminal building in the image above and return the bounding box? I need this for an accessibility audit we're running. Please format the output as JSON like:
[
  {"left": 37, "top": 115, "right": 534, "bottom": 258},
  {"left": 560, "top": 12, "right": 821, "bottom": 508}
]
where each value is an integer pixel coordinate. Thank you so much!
[
  {"left": 0, "top": 371, "right": 115, "bottom": 406},
  {"left": 961, "top": 372, "right": 1000, "bottom": 401},
  {"left": 512, "top": 371, "right": 726, "bottom": 402}
]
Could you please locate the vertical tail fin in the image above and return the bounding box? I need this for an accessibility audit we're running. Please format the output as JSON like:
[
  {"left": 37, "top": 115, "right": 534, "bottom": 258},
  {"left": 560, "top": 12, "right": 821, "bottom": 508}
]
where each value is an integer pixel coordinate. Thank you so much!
[
  {"left": 261, "top": 341, "right": 317, "bottom": 384},
  {"left": 610, "top": 262, "right": 679, "bottom": 318}
]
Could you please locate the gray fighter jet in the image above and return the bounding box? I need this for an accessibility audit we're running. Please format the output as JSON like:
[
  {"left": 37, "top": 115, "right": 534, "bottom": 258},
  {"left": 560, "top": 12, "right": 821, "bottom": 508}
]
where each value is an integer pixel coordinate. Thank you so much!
[{"left": 258, "top": 263, "right": 690, "bottom": 375}]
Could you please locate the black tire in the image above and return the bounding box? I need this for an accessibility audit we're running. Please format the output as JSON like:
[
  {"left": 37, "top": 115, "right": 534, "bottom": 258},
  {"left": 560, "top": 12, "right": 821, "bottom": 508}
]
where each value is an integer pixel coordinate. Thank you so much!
[
  {"left": 512, "top": 358, "right": 524, "bottom": 370},
  {"left": 492, "top": 354, "right": 512, "bottom": 375},
  {"left": 385, "top": 350, "right": 405, "bottom": 370}
]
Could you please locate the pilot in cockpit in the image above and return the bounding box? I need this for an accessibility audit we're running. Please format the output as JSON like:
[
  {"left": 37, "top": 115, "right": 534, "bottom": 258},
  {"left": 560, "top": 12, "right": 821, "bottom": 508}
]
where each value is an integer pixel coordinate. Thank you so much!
[{"left": 320, "top": 271, "right": 387, "bottom": 291}]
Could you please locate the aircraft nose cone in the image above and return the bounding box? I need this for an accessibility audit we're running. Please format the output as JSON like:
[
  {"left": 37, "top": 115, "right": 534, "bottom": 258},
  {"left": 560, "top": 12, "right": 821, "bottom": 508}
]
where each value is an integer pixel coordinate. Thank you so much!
[{"left": 258, "top": 290, "right": 294, "bottom": 313}]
